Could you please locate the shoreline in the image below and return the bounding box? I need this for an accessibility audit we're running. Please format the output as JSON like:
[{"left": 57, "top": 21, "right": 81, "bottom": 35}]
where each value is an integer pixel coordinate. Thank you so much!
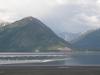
[
  {"left": 0, "top": 64, "right": 100, "bottom": 69},
  {"left": 0, "top": 65, "right": 100, "bottom": 75}
]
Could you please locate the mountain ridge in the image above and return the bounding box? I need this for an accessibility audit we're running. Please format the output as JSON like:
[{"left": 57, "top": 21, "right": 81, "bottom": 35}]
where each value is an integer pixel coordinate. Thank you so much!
[
  {"left": 72, "top": 28, "right": 100, "bottom": 51},
  {"left": 0, "top": 16, "right": 71, "bottom": 52}
]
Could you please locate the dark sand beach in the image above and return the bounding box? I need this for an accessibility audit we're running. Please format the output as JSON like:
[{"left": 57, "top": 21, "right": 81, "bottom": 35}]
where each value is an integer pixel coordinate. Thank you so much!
[{"left": 0, "top": 65, "right": 100, "bottom": 75}]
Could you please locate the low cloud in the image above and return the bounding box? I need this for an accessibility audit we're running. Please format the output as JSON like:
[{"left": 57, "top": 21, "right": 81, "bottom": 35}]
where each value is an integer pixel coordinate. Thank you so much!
[
  {"left": 0, "top": 0, "right": 100, "bottom": 33},
  {"left": 41, "top": 0, "right": 100, "bottom": 33}
]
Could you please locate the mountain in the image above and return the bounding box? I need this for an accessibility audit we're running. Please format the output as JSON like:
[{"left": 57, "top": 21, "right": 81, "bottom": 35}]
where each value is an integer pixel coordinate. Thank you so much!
[
  {"left": 0, "top": 21, "right": 9, "bottom": 27},
  {"left": 0, "top": 22, "right": 9, "bottom": 26},
  {"left": 72, "top": 29, "right": 100, "bottom": 51},
  {"left": 58, "top": 32, "right": 80, "bottom": 42},
  {"left": 0, "top": 16, "right": 71, "bottom": 52},
  {"left": 0, "top": 22, "right": 10, "bottom": 31}
]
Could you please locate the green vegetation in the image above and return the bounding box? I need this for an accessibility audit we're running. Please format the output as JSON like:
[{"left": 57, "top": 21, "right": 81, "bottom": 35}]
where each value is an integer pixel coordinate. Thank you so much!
[
  {"left": 0, "top": 17, "right": 70, "bottom": 52},
  {"left": 72, "top": 29, "right": 100, "bottom": 51}
]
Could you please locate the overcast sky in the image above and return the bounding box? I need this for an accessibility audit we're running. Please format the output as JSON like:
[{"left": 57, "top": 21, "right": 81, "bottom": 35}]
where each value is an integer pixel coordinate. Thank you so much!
[{"left": 0, "top": 0, "right": 100, "bottom": 33}]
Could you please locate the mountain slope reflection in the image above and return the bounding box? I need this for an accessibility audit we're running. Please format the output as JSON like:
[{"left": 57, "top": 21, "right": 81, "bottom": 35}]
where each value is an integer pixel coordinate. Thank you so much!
[
  {"left": 0, "top": 52, "right": 100, "bottom": 66},
  {"left": 0, "top": 52, "right": 71, "bottom": 65}
]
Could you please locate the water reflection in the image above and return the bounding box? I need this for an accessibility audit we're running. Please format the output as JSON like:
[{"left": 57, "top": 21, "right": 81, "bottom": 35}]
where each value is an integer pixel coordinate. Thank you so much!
[
  {"left": 0, "top": 52, "right": 100, "bottom": 66},
  {"left": 64, "top": 51, "right": 100, "bottom": 66}
]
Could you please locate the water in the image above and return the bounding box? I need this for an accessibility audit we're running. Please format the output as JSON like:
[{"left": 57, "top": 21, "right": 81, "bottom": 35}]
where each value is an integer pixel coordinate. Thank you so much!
[
  {"left": 0, "top": 52, "right": 100, "bottom": 66},
  {"left": 65, "top": 52, "right": 100, "bottom": 66}
]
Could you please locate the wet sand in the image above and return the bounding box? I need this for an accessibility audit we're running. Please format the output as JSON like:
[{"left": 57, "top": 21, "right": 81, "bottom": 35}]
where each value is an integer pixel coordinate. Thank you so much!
[{"left": 0, "top": 65, "right": 100, "bottom": 75}]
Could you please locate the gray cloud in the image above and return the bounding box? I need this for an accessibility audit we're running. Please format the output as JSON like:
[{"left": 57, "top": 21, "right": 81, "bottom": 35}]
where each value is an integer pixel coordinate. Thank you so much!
[
  {"left": 0, "top": 0, "right": 100, "bottom": 33},
  {"left": 0, "top": 9, "right": 7, "bottom": 13},
  {"left": 41, "top": 0, "right": 100, "bottom": 33}
]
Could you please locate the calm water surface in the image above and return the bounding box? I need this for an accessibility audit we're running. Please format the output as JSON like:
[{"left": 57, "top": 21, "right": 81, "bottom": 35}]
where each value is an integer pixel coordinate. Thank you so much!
[
  {"left": 0, "top": 52, "right": 100, "bottom": 66},
  {"left": 64, "top": 52, "right": 100, "bottom": 66}
]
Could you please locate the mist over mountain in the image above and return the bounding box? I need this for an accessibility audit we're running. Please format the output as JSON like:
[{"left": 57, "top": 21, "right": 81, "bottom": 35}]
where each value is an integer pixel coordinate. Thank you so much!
[
  {"left": 72, "top": 29, "right": 100, "bottom": 51},
  {"left": 58, "top": 32, "right": 80, "bottom": 42},
  {"left": 0, "top": 16, "right": 71, "bottom": 52},
  {"left": 0, "top": 21, "right": 10, "bottom": 27}
]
